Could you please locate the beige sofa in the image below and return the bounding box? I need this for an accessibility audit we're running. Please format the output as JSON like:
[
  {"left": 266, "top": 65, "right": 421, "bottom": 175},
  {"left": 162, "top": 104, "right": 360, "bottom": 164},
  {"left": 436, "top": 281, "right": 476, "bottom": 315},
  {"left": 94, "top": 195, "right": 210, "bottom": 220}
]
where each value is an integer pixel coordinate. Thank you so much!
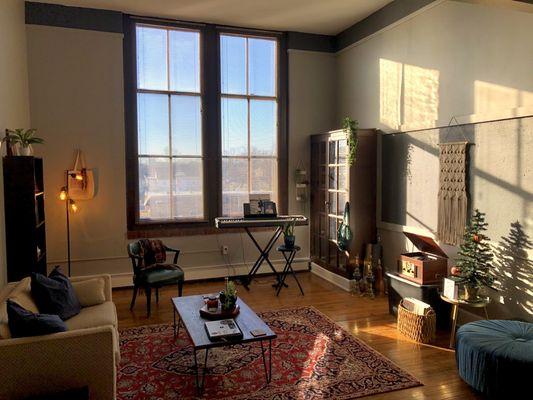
[{"left": 0, "top": 274, "right": 119, "bottom": 400}]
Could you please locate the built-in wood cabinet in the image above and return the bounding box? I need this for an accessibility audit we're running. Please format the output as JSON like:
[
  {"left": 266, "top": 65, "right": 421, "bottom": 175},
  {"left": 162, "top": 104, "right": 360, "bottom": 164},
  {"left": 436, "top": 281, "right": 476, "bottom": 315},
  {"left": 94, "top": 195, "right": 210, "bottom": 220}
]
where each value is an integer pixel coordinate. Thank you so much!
[
  {"left": 3, "top": 156, "right": 47, "bottom": 282},
  {"left": 310, "top": 129, "right": 377, "bottom": 279}
]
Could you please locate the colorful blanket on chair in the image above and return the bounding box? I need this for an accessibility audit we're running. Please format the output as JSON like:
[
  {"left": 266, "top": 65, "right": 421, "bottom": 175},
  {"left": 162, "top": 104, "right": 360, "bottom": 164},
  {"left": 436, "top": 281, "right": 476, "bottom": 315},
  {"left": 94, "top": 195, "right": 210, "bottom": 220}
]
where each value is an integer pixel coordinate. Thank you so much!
[{"left": 138, "top": 239, "right": 169, "bottom": 269}]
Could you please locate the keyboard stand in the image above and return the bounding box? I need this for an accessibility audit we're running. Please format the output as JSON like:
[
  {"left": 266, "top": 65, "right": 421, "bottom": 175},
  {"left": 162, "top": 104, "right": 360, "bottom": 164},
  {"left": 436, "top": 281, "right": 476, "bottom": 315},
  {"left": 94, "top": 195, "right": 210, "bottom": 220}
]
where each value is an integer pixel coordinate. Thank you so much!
[{"left": 241, "top": 227, "right": 286, "bottom": 290}]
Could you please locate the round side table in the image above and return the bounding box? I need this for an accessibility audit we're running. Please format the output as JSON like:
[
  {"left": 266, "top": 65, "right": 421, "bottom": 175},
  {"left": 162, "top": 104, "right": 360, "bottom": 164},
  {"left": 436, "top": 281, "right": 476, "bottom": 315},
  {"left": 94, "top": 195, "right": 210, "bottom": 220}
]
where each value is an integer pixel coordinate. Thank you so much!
[{"left": 440, "top": 294, "right": 490, "bottom": 348}]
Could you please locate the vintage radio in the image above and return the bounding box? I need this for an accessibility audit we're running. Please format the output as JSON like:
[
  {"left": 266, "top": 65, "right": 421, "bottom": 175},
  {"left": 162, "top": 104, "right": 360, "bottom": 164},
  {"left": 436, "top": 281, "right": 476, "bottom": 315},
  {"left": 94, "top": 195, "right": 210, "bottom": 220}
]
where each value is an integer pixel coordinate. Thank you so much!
[{"left": 399, "top": 232, "right": 448, "bottom": 285}]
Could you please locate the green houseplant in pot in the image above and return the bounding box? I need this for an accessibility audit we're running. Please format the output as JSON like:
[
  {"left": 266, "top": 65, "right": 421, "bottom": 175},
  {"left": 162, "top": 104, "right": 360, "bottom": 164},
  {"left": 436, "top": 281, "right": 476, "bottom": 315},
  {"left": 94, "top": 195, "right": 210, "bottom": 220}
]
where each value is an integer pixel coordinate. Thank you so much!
[
  {"left": 4, "top": 129, "right": 44, "bottom": 156},
  {"left": 283, "top": 220, "right": 296, "bottom": 248},
  {"left": 455, "top": 209, "right": 494, "bottom": 301},
  {"left": 219, "top": 277, "right": 237, "bottom": 311}
]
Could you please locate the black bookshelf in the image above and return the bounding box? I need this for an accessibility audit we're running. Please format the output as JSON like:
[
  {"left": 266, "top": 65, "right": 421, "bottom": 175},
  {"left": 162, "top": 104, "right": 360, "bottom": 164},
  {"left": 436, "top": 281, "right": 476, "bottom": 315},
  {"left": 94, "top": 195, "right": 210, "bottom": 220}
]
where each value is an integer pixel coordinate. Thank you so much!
[{"left": 3, "top": 156, "right": 47, "bottom": 282}]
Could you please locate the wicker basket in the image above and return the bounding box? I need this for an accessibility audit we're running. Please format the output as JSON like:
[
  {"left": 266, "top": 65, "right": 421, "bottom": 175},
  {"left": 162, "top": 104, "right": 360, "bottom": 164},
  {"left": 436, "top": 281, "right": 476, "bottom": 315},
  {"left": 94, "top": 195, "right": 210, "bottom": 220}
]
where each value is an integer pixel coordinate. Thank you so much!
[{"left": 397, "top": 300, "right": 436, "bottom": 343}]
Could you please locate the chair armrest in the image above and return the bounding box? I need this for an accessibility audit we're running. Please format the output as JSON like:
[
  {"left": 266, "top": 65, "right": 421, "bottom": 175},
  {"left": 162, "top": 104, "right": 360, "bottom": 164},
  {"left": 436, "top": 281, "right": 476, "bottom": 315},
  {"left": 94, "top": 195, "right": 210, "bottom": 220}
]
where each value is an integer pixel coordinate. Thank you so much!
[
  {"left": 164, "top": 246, "right": 180, "bottom": 264},
  {"left": 0, "top": 326, "right": 116, "bottom": 400},
  {"left": 70, "top": 274, "right": 113, "bottom": 302}
]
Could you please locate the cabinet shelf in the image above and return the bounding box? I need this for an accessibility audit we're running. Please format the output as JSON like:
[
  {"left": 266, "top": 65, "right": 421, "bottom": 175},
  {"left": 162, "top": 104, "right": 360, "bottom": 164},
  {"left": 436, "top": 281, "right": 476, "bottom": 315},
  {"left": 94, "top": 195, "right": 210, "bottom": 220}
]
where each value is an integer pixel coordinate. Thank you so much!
[{"left": 3, "top": 156, "right": 47, "bottom": 282}]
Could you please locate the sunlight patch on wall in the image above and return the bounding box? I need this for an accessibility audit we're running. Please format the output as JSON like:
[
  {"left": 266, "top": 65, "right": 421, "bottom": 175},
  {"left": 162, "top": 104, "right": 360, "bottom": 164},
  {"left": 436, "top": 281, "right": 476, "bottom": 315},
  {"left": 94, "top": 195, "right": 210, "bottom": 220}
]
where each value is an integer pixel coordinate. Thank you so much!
[
  {"left": 379, "top": 58, "right": 439, "bottom": 130},
  {"left": 474, "top": 80, "right": 533, "bottom": 115},
  {"left": 379, "top": 59, "right": 402, "bottom": 129},
  {"left": 403, "top": 64, "right": 439, "bottom": 127}
]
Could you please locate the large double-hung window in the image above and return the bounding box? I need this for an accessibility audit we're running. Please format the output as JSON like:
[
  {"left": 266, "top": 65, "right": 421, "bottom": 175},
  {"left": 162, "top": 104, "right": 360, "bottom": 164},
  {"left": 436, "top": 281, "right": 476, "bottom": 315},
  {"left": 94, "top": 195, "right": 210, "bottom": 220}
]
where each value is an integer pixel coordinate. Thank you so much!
[
  {"left": 136, "top": 25, "right": 204, "bottom": 221},
  {"left": 125, "top": 19, "right": 286, "bottom": 235}
]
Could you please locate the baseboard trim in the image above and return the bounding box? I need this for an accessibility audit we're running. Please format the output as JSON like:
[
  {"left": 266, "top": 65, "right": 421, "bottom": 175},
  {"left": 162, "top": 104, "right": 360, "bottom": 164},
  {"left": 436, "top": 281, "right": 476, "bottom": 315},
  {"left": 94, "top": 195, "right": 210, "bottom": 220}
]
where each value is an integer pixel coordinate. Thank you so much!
[
  {"left": 310, "top": 262, "right": 352, "bottom": 292},
  {"left": 110, "top": 259, "right": 310, "bottom": 288}
]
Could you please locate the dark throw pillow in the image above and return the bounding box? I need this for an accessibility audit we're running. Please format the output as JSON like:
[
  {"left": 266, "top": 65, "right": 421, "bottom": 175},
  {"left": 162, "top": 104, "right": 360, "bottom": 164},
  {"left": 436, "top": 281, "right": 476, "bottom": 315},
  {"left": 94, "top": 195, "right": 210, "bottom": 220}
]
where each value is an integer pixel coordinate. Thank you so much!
[
  {"left": 7, "top": 300, "right": 67, "bottom": 338},
  {"left": 31, "top": 266, "right": 81, "bottom": 320}
]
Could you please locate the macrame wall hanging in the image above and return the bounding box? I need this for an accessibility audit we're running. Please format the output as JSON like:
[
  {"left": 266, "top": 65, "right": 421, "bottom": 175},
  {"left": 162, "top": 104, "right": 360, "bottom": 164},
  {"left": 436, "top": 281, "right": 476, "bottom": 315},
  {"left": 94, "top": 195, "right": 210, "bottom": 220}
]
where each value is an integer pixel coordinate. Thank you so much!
[{"left": 437, "top": 142, "right": 469, "bottom": 245}]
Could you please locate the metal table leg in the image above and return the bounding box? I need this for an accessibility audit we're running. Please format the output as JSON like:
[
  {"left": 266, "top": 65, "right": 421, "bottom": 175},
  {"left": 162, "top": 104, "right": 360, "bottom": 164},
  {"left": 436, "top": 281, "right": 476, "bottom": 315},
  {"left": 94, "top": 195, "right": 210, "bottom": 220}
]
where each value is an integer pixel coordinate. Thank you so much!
[
  {"left": 449, "top": 304, "right": 459, "bottom": 348},
  {"left": 193, "top": 348, "right": 209, "bottom": 395},
  {"left": 260, "top": 339, "right": 273, "bottom": 384}
]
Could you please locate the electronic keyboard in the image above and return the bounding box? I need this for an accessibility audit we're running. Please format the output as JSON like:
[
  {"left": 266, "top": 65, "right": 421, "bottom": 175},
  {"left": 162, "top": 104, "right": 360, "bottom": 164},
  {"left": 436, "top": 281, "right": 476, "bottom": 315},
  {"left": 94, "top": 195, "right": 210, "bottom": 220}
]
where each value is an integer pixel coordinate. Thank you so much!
[{"left": 215, "top": 215, "right": 308, "bottom": 229}]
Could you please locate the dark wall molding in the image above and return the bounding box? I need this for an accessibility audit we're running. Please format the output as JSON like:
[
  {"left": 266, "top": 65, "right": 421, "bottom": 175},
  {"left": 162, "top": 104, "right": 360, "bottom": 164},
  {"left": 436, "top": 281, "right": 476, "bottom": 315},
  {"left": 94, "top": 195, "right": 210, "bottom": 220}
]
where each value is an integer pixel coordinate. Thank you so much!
[
  {"left": 25, "top": 0, "right": 440, "bottom": 53},
  {"left": 335, "top": 0, "right": 437, "bottom": 51},
  {"left": 25, "top": 1, "right": 122, "bottom": 33}
]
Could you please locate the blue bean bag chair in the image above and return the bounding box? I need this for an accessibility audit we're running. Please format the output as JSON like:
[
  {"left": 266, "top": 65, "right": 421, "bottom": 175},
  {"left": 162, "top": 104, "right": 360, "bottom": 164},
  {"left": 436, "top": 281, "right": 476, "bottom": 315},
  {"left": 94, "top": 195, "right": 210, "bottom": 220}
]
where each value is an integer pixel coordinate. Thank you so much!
[{"left": 456, "top": 320, "right": 533, "bottom": 398}]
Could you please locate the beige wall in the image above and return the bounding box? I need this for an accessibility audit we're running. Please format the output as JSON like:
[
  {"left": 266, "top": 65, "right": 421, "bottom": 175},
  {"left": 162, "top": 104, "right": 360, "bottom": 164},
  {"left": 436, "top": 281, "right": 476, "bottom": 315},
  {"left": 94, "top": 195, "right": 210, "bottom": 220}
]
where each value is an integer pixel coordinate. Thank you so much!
[
  {"left": 25, "top": 25, "right": 337, "bottom": 282},
  {"left": 336, "top": 0, "right": 533, "bottom": 320},
  {"left": 0, "top": 0, "right": 31, "bottom": 286}
]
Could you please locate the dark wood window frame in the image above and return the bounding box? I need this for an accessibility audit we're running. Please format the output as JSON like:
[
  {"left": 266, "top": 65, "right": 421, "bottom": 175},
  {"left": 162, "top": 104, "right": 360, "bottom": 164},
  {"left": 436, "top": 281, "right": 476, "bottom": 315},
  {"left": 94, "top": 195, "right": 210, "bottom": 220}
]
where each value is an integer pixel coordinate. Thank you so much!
[{"left": 124, "top": 16, "right": 288, "bottom": 238}]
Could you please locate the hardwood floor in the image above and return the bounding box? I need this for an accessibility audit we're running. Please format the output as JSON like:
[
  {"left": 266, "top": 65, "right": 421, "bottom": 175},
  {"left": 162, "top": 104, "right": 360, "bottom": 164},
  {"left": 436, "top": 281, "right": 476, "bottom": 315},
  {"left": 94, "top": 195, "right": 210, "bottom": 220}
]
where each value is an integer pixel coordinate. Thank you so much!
[{"left": 114, "top": 272, "right": 482, "bottom": 399}]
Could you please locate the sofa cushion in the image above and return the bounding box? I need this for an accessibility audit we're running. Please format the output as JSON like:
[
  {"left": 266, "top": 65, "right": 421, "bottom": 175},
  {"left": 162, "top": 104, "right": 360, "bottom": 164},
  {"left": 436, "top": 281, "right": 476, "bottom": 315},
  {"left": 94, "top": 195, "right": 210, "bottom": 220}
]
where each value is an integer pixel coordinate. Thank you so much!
[
  {"left": 7, "top": 300, "right": 67, "bottom": 338},
  {"left": 72, "top": 278, "right": 106, "bottom": 307},
  {"left": 0, "top": 278, "right": 39, "bottom": 339},
  {"left": 31, "top": 267, "right": 81, "bottom": 320},
  {"left": 65, "top": 301, "right": 117, "bottom": 331}
]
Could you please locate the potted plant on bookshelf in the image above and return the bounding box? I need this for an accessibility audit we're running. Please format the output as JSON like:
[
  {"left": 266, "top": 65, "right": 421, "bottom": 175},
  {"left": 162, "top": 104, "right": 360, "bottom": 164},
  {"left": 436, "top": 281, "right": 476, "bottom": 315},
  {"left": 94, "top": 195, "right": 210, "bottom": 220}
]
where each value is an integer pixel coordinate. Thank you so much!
[
  {"left": 455, "top": 209, "right": 494, "bottom": 301},
  {"left": 3, "top": 128, "right": 44, "bottom": 156},
  {"left": 283, "top": 220, "right": 296, "bottom": 249}
]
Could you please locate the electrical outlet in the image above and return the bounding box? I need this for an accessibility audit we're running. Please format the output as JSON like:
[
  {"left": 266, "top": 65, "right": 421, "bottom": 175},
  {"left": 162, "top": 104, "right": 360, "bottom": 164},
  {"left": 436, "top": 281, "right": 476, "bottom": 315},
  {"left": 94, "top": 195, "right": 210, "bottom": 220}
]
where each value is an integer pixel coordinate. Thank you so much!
[{"left": 221, "top": 245, "right": 229, "bottom": 255}]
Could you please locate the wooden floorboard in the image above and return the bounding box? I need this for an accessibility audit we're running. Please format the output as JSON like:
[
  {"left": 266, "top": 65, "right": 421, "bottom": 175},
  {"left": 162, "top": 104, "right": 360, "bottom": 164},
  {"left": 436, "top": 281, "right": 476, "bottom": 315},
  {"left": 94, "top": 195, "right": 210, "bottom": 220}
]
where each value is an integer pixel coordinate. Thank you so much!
[{"left": 114, "top": 272, "right": 482, "bottom": 399}]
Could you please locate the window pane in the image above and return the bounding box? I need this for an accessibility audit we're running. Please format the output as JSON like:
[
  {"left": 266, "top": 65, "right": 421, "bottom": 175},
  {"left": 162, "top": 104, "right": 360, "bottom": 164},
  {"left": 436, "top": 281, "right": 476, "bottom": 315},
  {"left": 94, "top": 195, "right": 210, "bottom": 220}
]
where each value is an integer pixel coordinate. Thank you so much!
[
  {"left": 137, "top": 26, "right": 167, "bottom": 90},
  {"left": 251, "top": 158, "right": 277, "bottom": 199},
  {"left": 169, "top": 30, "right": 200, "bottom": 93},
  {"left": 249, "top": 38, "right": 276, "bottom": 96},
  {"left": 171, "top": 95, "right": 202, "bottom": 156},
  {"left": 221, "top": 98, "right": 247, "bottom": 156},
  {"left": 137, "top": 93, "right": 169, "bottom": 156},
  {"left": 173, "top": 158, "right": 203, "bottom": 219},
  {"left": 220, "top": 35, "right": 246, "bottom": 95},
  {"left": 250, "top": 100, "right": 277, "bottom": 156},
  {"left": 139, "top": 158, "right": 170, "bottom": 220},
  {"left": 222, "top": 158, "right": 248, "bottom": 216}
]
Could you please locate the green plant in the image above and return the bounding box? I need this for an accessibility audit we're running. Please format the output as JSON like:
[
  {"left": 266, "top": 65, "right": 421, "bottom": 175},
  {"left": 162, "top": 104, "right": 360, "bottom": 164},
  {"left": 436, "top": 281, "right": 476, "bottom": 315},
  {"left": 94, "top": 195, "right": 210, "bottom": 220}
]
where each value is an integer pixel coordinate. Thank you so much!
[
  {"left": 342, "top": 117, "right": 358, "bottom": 166},
  {"left": 4, "top": 128, "right": 44, "bottom": 148},
  {"left": 221, "top": 278, "right": 237, "bottom": 310},
  {"left": 456, "top": 209, "right": 494, "bottom": 289},
  {"left": 283, "top": 220, "right": 295, "bottom": 237}
]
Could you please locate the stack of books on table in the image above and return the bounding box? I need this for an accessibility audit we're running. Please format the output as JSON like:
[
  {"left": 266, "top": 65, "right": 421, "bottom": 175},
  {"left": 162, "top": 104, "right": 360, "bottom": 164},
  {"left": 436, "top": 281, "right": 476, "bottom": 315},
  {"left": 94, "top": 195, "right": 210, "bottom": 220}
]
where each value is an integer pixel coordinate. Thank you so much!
[{"left": 402, "top": 297, "right": 432, "bottom": 315}]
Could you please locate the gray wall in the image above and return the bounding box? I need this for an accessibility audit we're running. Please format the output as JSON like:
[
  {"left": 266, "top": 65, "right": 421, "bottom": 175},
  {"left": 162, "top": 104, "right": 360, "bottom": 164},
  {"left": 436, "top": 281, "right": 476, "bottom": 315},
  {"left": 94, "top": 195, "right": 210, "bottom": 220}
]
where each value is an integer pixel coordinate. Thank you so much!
[
  {"left": 336, "top": 0, "right": 533, "bottom": 321},
  {"left": 0, "top": 0, "right": 31, "bottom": 286},
  {"left": 25, "top": 25, "right": 337, "bottom": 281}
]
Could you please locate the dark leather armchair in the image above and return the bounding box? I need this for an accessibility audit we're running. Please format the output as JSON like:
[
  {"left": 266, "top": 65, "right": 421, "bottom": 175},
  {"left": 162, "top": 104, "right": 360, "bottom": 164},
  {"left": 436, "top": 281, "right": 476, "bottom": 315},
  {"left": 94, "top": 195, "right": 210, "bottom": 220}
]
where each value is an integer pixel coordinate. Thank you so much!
[{"left": 127, "top": 240, "right": 184, "bottom": 317}]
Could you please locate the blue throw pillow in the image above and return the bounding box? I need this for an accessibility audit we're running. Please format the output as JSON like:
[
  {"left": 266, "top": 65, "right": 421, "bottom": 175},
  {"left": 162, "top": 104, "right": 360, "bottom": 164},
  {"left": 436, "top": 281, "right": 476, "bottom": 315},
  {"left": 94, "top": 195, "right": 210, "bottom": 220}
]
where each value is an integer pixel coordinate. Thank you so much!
[
  {"left": 31, "top": 266, "right": 81, "bottom": 320},
  {"left": 7, "top": 300, "right": 67, "bottom": 338}
]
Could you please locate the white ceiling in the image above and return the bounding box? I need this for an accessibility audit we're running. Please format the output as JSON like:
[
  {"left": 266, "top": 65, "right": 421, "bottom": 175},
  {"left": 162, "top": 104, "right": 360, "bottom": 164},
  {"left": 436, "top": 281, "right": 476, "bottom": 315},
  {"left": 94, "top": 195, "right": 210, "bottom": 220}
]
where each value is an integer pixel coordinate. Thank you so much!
[{"left": 37, "top": 0, "right": 394, "bottom": 35}]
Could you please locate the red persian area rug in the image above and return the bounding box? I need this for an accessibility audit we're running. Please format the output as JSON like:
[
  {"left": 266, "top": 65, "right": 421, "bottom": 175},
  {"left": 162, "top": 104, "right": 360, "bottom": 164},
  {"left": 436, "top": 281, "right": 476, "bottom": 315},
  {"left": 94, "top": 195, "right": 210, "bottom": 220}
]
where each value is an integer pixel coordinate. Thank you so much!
[{"left": 117, "top": 307, "right": 421, "bottom": 399}]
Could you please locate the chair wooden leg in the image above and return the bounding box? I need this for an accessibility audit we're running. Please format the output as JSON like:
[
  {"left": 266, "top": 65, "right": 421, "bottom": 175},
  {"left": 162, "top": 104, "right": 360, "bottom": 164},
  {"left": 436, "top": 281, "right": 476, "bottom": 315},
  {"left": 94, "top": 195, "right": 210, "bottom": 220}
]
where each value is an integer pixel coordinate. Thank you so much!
[
  {"left": 156, "top": 287, "right": 159, "bottom": 304},
  {"left": 178, "top": 280, "right": 183, "bottom": 297},
  {"left": 146, "top": 286, "right": 152, "bottom": 318},
  {"left": 130, "top": 285, "right": 138, "bottom": 310}
]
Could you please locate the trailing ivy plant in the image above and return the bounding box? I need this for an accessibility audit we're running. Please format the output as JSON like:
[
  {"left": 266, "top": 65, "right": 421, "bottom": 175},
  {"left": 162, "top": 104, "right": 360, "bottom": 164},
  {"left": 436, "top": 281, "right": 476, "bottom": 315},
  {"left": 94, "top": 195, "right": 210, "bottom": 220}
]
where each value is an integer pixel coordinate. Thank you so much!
[{"left": 342, "top": 117, "right": 358, "bottom": 166}]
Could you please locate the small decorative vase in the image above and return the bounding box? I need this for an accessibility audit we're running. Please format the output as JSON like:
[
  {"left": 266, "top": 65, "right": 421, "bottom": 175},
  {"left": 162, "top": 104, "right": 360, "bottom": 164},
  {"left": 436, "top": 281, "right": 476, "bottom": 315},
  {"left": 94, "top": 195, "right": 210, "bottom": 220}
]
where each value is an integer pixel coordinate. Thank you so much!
[
  {"left": 19, "top": 145, "right": 32, "bottom": 156},
  {"left": 284, "top": 235, "right": 295, "bottom": 248},
  {"left": 464, "top": 285, "right": 479, "bottom": 302}
]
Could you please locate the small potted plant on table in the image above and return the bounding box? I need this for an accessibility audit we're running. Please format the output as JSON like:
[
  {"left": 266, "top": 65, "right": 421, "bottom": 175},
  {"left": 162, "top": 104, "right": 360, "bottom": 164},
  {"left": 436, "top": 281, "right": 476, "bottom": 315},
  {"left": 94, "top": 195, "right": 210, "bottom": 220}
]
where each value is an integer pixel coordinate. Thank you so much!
[{"left": 283, "top": 220, "right": 296, "bottom": 248}]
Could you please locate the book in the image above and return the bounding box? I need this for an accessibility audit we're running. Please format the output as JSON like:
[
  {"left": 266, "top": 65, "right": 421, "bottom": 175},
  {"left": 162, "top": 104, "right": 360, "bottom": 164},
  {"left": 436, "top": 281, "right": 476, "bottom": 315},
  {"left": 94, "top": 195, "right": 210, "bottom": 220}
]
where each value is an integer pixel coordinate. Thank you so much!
[
  {"left": 402, "top": 297, "right": 432, "bottom": 315},
  {"left": 204, "top": 319, "right": 243, "bottom": 341}
]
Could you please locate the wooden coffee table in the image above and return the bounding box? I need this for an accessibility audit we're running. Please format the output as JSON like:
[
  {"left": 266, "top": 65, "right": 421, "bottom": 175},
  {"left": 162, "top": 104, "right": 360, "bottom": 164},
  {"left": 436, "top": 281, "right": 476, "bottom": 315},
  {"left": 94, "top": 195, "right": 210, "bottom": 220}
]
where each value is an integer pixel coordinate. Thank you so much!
[{"left": 171, "top": 295, "right": 276, "bottom": 395}]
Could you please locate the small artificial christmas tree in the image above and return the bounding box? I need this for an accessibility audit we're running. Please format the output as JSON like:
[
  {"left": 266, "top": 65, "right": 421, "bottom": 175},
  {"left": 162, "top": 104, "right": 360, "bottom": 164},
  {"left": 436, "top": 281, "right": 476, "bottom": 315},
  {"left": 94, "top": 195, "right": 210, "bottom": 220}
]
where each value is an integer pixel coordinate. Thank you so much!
[{"left": 455, "top": 209, "right": 494, "bottom": 300}]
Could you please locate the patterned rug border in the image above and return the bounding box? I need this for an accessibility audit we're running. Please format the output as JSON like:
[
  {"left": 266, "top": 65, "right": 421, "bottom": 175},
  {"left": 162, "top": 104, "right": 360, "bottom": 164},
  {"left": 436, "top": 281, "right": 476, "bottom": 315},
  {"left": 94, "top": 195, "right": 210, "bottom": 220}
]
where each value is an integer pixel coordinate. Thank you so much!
[{"left": 118, "top": 305, "right": 423, "bottom": 399}]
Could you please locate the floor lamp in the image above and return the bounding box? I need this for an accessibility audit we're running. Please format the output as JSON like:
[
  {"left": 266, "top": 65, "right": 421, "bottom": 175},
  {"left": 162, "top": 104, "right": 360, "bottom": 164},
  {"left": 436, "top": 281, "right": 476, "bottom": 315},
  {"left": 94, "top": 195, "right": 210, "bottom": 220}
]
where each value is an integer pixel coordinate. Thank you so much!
[{"left": 59, "top": 170, "right": 83, "bottom": 276}]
